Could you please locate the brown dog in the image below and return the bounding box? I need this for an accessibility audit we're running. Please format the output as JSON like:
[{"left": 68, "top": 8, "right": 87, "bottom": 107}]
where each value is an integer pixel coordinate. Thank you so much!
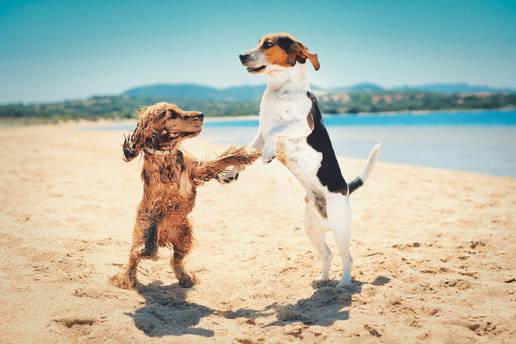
[{"left": 111, "top": 102, "right": 260, "bottom": 288}]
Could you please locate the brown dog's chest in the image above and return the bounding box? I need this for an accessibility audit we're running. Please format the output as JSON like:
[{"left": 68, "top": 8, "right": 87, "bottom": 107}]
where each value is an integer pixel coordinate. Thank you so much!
[{"left": 141, "top": 154, "right": 196, "bottom": 218}]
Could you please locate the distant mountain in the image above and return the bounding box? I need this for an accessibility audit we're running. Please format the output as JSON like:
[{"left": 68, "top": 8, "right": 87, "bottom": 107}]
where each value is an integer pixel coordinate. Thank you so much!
[
  {"left": 216, "top": 85, "right": 266, "bottom": 101},
  {"left": 122, "top": 82, "right": 515, "bottom": 102},
  {"left": 122, "top": 83, "right": 266, "bottom": 101},
  {"left": 4, "top": 83, "right": 516, "bottom": 120},
  {"left": 333, "top": 82, "right": 384, "bottom": 93},
  {"left": 392, "top": 83, "right": 515, "bottom": 94},
  {"left": 122, "top": 83, "right": 329, "bottom": 101},
  {"left": 123, "top": 83, "right": 220, "bottom": 99},
  {"left": 330, "top": 83, "right": 515, "bottom": 94}
]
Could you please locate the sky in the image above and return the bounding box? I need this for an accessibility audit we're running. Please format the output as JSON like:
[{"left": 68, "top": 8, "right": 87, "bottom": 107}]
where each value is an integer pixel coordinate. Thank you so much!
[{"left": 1, "top": 0, "right": 516, "bottom": 103}]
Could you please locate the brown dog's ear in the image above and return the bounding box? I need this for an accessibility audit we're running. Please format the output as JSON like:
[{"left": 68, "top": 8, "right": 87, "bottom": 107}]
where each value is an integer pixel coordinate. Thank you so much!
[
  {"left": 122, "top": 122, "right": 143, "bottom": 162},
  {"left": 295, "top": 42, "right": 320, "bottom": 71}
]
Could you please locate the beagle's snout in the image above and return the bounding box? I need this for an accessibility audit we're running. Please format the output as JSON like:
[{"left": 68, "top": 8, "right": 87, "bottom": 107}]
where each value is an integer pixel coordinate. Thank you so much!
[
  {"left": 239, "top": 54, "right": 250, "bottom": 63},
  {"left": 193, "top": 113, "right": 204, "bottom": 120}
]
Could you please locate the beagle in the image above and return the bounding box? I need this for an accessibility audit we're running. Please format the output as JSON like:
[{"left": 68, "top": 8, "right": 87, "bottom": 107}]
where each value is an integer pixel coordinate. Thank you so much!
[{"left": 225, "top": 33, "right": 380, "bottom": 287}]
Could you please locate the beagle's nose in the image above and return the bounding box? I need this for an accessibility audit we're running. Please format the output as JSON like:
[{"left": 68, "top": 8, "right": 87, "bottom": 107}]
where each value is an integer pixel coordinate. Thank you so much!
[
  {"left": 239, "top": 54, "right": 250, "bottom": 63},
  {"left": 194, "top": 113, "right": 204, "bottom": 120}
]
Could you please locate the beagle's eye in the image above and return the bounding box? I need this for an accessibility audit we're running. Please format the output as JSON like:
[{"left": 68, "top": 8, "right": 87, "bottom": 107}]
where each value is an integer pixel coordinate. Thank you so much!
[
  {"left": 263, "top": 41, "right": 273, "bottom": 49},
  {"left": 169, "top": 111, "right": 179, "bottom": 119}
]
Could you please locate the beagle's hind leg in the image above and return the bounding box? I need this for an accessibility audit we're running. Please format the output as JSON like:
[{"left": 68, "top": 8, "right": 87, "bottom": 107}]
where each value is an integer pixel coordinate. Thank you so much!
[
  {"left": 305, "top": 201, "right": 333, "bottom": 281},
  {"left": 326, "top": 194, "right": 353, "bottom": 287}
]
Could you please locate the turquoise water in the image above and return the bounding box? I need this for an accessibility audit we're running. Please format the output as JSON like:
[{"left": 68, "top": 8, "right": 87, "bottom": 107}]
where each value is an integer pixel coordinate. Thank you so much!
[
  {"left": 205, "top": 109, "right": 516, "bottom": 127},
  {"left": 88, "top": 110, "right": 516, "bottom": 177}
]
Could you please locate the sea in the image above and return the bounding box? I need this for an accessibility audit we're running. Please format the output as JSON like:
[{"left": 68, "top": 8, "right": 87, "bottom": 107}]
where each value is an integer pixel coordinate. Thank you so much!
[{"left": 89, "top": 109, "right": 516, "bottom": 177}]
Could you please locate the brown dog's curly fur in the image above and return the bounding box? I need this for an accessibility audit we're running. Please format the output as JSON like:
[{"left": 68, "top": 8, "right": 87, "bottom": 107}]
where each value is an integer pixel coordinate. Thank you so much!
[{"left": 111, "top": 102, "right": 260, "bottom": 289}]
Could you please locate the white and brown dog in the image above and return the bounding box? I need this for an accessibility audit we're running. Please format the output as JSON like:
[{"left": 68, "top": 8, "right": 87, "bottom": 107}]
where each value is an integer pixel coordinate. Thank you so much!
[{"left": 223, "top": 32, "right": 380, "bottom": 287}]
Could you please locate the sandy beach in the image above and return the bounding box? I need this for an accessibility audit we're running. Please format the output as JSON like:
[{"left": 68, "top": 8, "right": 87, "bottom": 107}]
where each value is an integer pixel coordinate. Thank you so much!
[{"left": 0, "top": 122, "right": 515, "bottom": 343}]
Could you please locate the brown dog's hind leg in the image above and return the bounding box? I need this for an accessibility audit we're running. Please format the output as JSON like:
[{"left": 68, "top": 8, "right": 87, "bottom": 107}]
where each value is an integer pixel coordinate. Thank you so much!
[
  {"left": 171, "top": 222, "right": 195, "bottom": 288},
  {"left": 110, "top": 246, "right": 142, "bottom": 289},
  {"left": 111, "top": 216, "right": 157, "bottom": 289}
]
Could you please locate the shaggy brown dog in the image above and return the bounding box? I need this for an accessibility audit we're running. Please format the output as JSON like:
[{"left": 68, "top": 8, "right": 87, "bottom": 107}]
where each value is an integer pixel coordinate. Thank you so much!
[{"left": 111, "top": 102, "right": 260, "bottom": 288}]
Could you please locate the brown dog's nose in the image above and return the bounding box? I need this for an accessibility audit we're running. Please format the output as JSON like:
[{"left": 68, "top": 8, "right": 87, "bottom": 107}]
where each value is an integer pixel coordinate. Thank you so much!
[
  {"left": 239, "top": 54, "right": 250, "bottom": 63},
  {"left": 194, "top": 113, "right": 204, "bottom": 120}
]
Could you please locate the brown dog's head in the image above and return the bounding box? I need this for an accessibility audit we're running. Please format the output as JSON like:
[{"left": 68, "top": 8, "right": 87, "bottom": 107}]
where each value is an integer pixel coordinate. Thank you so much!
[
  {"left": 122, "top": 102, "right": 204, "bottom": 161},
  {"left": 239, "top": 32, "right": 320, "bottom": 74}
]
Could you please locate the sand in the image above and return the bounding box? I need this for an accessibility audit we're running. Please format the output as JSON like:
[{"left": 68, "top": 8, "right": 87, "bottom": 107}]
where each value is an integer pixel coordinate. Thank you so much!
[{"left": 0, "top": 122, "right": 515, "bottom": 344}]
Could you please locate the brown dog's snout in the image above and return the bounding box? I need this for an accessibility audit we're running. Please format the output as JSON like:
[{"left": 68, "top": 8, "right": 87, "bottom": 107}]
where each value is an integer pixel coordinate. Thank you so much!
[
  {"left": 239, "top": 54, "right": 250, "bottom": 63},
  {"left": 190, "top": 113, "right": 204, "bottom": 125}
]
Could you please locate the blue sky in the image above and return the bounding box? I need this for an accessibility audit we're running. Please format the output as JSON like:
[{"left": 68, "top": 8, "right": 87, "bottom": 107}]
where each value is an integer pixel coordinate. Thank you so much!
[{"left": 1, "top": 0, "right": 516, "bottom": 103}]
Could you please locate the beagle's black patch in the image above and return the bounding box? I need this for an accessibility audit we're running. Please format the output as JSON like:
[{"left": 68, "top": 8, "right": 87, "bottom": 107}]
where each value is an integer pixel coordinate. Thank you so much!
[
  {"left": 142, "top": 220, "right": 158, "bottom": 258},
  {"left": 348, "top": 177, "right": 364, "bottom": 194},
  {"left": 306, "top": 92, "right": 348, "bottom": 195},
  {"left": 277, "top": 36, "right": 295, "bottom": 52}
]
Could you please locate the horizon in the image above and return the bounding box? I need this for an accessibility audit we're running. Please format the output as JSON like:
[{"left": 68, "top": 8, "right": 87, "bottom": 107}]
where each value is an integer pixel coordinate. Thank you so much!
[
  {"left": 1, "top": 0, "right": 516, "bottom": 103},
  {"left": 3, "top": 80, "right": 514, "bottom": 105}
]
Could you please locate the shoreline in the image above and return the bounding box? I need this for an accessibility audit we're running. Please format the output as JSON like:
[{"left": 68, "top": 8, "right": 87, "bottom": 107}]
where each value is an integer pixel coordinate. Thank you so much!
[
  {"left": 13, "top": 120, "right": 516, "bottom": 180},
  {"left": 5, "top": 120, "right": 513, "bottom": 179},
  {"left": 1, "top": 106, "right": 516, "bottom": 126}
]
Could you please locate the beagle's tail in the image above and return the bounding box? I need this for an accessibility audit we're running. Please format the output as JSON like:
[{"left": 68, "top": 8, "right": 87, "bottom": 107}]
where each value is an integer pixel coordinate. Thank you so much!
[{"left": 348, "top": 144, "right": 381, "bottom": 195}]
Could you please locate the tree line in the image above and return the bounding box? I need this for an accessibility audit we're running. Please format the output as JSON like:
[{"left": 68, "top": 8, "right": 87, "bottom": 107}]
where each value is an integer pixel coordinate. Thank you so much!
[{"left": 1, "top": 92, "right": 515, "bottom": 121}]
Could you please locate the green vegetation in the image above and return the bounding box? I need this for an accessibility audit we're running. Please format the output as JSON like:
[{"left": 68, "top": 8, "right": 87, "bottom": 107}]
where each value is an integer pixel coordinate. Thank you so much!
[
  {"left": 1, "top": 91, "right": 515, "bottom": 121},
  {"left": 0, "top": 96, "right": 260, "bottom": 121},
  {"left": 319, "top": 92, "right": 516, "bottom": 114}
]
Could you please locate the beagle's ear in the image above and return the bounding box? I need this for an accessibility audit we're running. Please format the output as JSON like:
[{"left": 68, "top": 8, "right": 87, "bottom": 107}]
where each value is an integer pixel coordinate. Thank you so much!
[{"left": 296, "top": 42, "right": 320, "bottom": 71}]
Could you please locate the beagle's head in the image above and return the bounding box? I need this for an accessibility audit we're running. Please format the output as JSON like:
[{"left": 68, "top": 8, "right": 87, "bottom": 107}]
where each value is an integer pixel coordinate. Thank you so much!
[
  {"left": 239, "top": 33, "right": 320, "bottom": 74},
  {"left": 122, "top": 102, "right": 204, "bottom": 161}
]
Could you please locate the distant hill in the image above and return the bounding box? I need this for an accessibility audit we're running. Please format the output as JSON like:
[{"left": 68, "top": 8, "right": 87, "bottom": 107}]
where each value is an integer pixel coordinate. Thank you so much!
[
  {"left": 122, "top": 83, "right": 328, "bottom": 101},
  {"left": 392, "top": 83, "right": 515, "bottom": 94},
  {"left": 333, "top": 83, "right": 384, "bottom": 93},
  {"left": 123, "top": 83, "right": 266, "bottom": 101},
  {"left": 331, "top": 82, "right": 515, "bottom": 94},
  {"left": 2, "top": 81, "right": 515, "bottom": 122},
  {"left": 122, "top": 82, "right": 515, "bottom": 101},
  {"left": 123, "top": 84, "right": 220, "bottom": 99}
]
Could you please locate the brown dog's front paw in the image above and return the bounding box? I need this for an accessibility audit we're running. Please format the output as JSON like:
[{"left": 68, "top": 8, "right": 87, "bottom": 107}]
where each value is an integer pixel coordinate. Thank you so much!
[
  {"left": 110, "top": 273, "right": 136, "bottom": 289},
  {"left": 178, "top": 274, "right": 195, "bottom": 288}
]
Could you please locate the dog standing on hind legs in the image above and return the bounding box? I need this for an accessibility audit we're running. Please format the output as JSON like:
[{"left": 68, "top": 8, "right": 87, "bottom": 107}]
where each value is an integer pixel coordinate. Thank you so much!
[
  {"left": 222, "top": 33, "right": 380, "bottom": 287},
  {"left": 111, "top": 102, "right": 260, "bottom": 289}
]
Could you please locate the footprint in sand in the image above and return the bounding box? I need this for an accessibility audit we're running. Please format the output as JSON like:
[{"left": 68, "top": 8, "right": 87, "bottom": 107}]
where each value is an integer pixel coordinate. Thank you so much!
[
  {"left": 52, "top": 317, "right": 99, "bottom": 338},
  {"left": 392, "top": 242, "right": 421, "bottom": 250},
  {"left": 440, "top": 278, "right": 473, "bottom": 290}
]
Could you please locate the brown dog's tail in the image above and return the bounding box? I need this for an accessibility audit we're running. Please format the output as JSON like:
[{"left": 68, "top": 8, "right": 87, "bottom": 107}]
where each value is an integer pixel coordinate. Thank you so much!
[{"left": 141, "top": 220, "right": 159, "bottom": 258}]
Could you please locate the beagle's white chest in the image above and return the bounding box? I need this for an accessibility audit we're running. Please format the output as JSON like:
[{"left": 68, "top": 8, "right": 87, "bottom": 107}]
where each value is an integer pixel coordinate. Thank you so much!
[{"left": 258, "top": 90, "right": 312, "bottom": 139}]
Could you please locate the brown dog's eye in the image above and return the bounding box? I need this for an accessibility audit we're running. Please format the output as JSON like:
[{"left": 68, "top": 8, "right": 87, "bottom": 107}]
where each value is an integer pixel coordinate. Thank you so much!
[
  {"left": 263, "top": 41, "right": 273, "bottom": 49},
  {"left": 169, "top": 111, "right": 178, "bottom": 119}
]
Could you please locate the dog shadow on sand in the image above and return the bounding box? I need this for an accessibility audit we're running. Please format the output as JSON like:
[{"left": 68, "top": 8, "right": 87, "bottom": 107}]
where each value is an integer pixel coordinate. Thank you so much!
[
  {"left": 128, "top": 281, "right": 215, "bottom": 337},
  {"left": 128, "top": 276, "right": 390, "bottom": 337}
]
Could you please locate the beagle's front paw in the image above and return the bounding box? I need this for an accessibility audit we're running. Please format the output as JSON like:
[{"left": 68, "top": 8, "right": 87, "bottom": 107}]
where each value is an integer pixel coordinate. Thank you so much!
[
  {"left": 217, "top": 168, "right": 240, "bottom": 184},
  {"left": 262, "top": 141, "right": 277, "bottom": 164}
]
